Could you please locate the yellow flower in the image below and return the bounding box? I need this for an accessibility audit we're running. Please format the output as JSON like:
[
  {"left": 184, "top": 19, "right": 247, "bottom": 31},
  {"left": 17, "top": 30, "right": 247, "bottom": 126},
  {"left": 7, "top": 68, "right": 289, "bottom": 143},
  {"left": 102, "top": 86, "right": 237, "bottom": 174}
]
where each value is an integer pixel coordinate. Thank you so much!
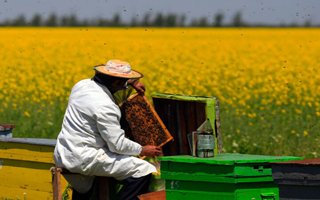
[
  {"left": 247, "top": 113, "right": 257, "bottom": 118},
  {"left": 0, "top": 27, "right": 319, "bottom": 143},
  {"left": 23, "top": 111, "right": 31, "bottom": 117}
]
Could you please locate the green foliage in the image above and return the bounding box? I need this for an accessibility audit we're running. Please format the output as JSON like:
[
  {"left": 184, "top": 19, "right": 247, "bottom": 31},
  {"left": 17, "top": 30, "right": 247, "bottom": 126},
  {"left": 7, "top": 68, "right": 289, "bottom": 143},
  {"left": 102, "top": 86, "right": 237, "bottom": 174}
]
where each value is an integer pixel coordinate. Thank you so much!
[
  {"left": 62, "top": 184, "right": 72, "bottom": 200},
  {"left": 221, "top": 102, "right": 319, "bottom": 158},
  {"left": 1, "top": 96, "right": 319, "bottom": 158}
]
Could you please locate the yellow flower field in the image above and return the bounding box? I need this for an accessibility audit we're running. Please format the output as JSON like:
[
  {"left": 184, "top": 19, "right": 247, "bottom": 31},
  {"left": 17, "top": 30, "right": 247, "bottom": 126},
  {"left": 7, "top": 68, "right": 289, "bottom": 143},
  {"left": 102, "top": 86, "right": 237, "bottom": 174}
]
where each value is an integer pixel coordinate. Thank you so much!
[{"left": 0, "top": 28, "right": 319, "bottom": 157}]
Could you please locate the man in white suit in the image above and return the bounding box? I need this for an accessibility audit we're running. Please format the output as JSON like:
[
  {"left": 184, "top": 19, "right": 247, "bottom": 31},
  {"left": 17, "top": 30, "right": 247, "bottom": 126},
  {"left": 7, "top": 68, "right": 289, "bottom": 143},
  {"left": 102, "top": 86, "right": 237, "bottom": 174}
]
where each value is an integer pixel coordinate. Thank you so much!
[{"left": 54, "top": 59, "right": 162, "bottom": 200}]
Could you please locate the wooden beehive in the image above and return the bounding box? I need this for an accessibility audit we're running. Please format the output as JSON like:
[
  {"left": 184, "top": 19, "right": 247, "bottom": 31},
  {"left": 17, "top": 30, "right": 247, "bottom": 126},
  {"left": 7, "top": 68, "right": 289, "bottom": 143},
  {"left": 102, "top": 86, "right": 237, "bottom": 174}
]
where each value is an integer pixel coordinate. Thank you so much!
[
  {"left": 271, "top": 158, "right": 320, "bottom": 199},
  {"left": 120, "top": 94, "right": 173, "bottom": 147},
  {"left": 0, "top": 138, "right": 69, "bottom": 199},
  {"left": 152, "top": 93, "right": 222, "bottom": 156}
]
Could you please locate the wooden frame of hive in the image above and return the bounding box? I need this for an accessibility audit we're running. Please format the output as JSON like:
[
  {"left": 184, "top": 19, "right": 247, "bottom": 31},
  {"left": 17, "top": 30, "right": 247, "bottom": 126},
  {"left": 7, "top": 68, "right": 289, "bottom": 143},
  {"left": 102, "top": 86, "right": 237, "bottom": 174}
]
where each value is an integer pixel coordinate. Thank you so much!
[{"left": 120, "top": 93, "right": 173, "bottom": 148}]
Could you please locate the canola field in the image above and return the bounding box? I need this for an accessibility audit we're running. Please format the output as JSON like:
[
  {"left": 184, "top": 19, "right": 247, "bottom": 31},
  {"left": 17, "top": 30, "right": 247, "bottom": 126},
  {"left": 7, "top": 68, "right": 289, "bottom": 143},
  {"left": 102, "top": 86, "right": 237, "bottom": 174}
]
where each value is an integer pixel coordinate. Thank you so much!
[{"left": 0, "top": 28, "right": 319, "bottom": 157}]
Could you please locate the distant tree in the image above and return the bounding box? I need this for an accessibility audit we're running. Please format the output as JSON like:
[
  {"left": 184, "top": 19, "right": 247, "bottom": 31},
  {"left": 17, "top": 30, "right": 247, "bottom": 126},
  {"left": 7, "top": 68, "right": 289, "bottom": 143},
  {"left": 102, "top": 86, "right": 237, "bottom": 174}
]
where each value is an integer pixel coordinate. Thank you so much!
[
  {"left": 232, "top": 11, "right": 244, "bottom": 27},
  {"left": 279, "top": 22, "right": 286, "bottom": 27},
  {"left": 286, "top": 22, "right": 298, "bottom": 27},
  {"left": 304, "top": 20, "right": 311, "bottom": 27},
  {"left": 165, "top": 14, "right": 177, "bottom": 27},
  {"left": 96, "top": 18, "right": 110, "bottom": 26},
  {"left": 142, "top": 13, "right": 151, "bottom": 26},
  {"left": 60, "top": 14, "right": 79, "bottom": 26},
  {"left": 198, "top": 17, "right": 208, "bottom": 27},
  {"left": 81, "top": 19, "right": 89, "bottom": 27},
  {"left": 130, "top": 16, "right": 139, "bottom": 27},
  {"left": 213, "top": 12, "right": 224, "bottom": 27},
  {"left": 190, "top": 19, "right": 199, "bottom": 27},
  {"left": 189, "top": 17, "right": 208, "bottom": 27},
  {"left": 60, "top": 16, "right": 68, "bottom": 26},
  {"left": 31, "top": 13, "right": 42, "bottom": 26},
  {"left": 1, "top": 11, "right": 317, "bottom": 27},
  {"left": 177, "top": 14, "right": 186, "bottom": 27},
  {"left": 0, "top": 19, "right": 10, "bottom": 26},
  {"left": 68, "top": 14, "right": 78, "bottom": 26},
  {"left": 12, "top": 15, "right": 27, "bottom": 26},
  {"left": 111, "top": 13, "right": 121, "bottom": 26},
  {"left": 45, "top": 13, "right": 58, "bottom": 26},
  {"left": 154, "top": 13, "right": 164, "bottom": 27}
]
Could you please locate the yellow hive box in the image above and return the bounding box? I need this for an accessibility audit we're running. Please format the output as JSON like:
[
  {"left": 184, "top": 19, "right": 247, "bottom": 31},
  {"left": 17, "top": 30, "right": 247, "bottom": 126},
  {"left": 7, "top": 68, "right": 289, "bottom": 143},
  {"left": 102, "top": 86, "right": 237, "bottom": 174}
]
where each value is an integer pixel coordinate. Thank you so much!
[{"left": 0, "top": 138, "right": 69, "bottom": 200}]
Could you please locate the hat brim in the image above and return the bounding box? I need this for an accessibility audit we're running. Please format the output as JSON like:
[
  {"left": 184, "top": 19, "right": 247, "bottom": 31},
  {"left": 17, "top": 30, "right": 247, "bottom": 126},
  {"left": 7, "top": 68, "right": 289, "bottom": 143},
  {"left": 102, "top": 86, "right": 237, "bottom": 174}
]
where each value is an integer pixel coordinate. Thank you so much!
[{"left": 94, "top": 65, "right": 143, "bottom": 79}]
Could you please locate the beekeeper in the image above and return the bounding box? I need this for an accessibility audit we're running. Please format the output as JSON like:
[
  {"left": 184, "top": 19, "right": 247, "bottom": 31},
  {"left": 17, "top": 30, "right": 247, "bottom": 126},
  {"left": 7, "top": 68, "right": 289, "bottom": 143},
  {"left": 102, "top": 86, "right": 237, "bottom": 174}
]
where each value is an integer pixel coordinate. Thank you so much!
[{"left": 54, "top": 59, "right": 162, "bottom": 200}]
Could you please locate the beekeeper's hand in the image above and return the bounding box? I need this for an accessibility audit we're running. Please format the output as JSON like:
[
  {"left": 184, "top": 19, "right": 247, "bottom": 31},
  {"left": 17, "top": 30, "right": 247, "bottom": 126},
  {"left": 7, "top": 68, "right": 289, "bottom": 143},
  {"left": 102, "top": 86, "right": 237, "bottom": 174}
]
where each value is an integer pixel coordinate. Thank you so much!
[
  {"left": 140, "top": 145, "right": 162, "bottom": 157},
  {"left": 128, "top": 79, "right": 145, "bottom": 95}
]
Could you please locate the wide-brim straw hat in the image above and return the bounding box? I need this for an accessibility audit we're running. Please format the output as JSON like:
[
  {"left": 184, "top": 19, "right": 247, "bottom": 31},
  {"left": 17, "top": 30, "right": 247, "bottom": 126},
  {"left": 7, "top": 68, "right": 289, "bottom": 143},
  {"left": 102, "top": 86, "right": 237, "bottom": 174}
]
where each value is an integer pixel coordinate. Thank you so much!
[{"left": 94, "top": 59, "right": 143, "bottom": 79}]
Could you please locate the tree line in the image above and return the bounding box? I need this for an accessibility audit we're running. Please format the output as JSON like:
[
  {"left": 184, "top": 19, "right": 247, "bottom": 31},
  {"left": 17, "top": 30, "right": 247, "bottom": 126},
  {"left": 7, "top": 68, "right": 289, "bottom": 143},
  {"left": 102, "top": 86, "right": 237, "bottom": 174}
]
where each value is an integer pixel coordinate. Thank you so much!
[{"left": 0, "top": 11, "right": 316, "bottom": 27}]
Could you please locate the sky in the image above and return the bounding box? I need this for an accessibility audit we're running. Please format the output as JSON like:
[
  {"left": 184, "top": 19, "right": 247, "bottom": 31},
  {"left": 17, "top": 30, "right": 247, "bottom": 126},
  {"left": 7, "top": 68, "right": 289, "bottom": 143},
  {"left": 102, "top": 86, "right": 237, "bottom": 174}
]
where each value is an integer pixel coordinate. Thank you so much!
[{"left": 1, "top": 0, "right": 320, "bottom": 25}]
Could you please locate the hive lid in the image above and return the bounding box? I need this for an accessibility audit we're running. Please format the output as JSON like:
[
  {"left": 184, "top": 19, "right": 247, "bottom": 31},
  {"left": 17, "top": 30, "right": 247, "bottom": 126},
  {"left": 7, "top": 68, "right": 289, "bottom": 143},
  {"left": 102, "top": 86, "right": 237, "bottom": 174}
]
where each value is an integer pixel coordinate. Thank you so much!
[
  {"left": 271, "top": 158, "right": 320, "bottom": 165},
  {"left": 159, "top": 153, "right": 302, "bottom": 165},
  {"left": 0, "top": 137, "right": 56, "bottom": 146},
  {"left": 0, "top": 124, "right": 15, "bottom": 131},
  {"left": 152, "top": 92, "right": 217, "bottom": 102}
]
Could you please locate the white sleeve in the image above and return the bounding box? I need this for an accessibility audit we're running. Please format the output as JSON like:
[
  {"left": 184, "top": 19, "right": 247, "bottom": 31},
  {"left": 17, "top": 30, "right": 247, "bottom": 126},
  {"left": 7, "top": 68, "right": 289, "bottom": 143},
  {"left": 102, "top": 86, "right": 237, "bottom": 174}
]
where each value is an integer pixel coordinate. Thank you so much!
[{"left": 96, "top": 104, "right": 142, "bottom": 156}]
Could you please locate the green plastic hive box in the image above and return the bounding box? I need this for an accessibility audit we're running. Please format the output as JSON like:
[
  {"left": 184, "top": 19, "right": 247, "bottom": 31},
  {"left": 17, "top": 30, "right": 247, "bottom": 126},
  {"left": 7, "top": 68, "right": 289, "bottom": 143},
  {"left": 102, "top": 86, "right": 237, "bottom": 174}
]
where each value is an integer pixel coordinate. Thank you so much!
[{"left": 160, "top": 153, "right": 302, "bottom": 200}]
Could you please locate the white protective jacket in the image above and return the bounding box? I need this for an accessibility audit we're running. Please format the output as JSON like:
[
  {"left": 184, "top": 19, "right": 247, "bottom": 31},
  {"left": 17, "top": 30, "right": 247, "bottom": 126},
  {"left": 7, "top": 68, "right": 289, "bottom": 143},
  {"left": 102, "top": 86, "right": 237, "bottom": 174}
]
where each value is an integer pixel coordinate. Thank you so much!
[{"left": 54, "top": 79, "right": 156, "bottom": 192}]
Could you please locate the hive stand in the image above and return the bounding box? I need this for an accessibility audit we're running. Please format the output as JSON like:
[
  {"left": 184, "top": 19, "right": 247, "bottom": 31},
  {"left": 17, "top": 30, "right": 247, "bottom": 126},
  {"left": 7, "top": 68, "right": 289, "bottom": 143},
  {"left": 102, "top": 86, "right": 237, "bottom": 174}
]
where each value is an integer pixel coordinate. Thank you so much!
[{"left": 51, "top": 167, "right": 111, "bottom": 200}]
